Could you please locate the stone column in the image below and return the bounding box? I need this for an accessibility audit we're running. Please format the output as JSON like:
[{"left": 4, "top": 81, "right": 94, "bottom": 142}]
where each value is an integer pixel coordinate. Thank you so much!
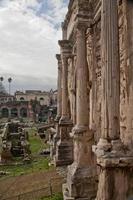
[
  {"left": 93, "top": 1, "right": 133, "bottom": 199},
  {"left": 8, "top": 109, "right": 11, "bottom": 119},
  {"left": 53, "top": 54, "right": 62, "bottom": 159},
  {"left": 63, "top": 21, "right": 97, "bottom": 200},
  {"left": 125, "top": 0, "right": 133, "bottom": 148},
  {"left": 55, "top": 40, "right": 73, "bottom": 166},
  {"left": 18, "top": 108, "right": 21, "bottom": 118},
  {"left": 56, "top": 54, "right": 62, "bottom": 120},
  {"left": 97, "top": 0, "right": 120, "bottom": 149}
]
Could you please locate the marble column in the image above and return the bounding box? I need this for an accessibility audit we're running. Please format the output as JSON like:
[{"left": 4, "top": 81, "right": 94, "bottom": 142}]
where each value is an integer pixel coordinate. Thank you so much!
[
  {"left": 55, "top": 40, "right": 73, "bottom": 166},
  {"left": 53, "top": 54, "right": 62, "bottom": 159},
  {"left": 63, "top": 21, "right": 97, "bottom": 200},
  {"left": 93, "top": 1, "right": 133, "bottom": 199}
]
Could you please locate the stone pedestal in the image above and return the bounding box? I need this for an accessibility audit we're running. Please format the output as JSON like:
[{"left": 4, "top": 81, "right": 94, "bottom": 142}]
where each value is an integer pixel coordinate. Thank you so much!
[
  {"left": 55, "top": 118, "right": 73, "bottom": 166},
  {"left": 63, "top": 127, "right": 97, "bottom": 200},
  {"left": 93, "top": 144, "right": 133, "bottom": 200}
]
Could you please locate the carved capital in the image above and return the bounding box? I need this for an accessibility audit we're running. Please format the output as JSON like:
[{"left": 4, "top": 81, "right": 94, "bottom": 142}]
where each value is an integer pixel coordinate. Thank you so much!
[
  {"left": 58, "top": 40, "right": 72, "bottom": 58},
  {"left": 56, "top": 54, "right": 61, "bottom": 60},
  {"left": 56, "top": 54, "right": 62, "bottom": 68},
  {"left": 58, "top": 40, "right": 72, "bottom": 49}
]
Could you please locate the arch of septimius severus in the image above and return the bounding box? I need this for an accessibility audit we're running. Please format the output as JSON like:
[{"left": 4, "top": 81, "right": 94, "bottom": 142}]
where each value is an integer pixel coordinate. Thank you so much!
[{"left": 53, "top": 0, "right": 133, "bottom": 199}]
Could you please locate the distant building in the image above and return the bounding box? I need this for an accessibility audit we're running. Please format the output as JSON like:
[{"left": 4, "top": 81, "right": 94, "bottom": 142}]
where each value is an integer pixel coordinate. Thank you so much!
[
  {"left": 0, "top": 88, "right": 57, "bottom": 122},
  {"left": 15, "top": 90, "right": 57, "bottom": 106}
]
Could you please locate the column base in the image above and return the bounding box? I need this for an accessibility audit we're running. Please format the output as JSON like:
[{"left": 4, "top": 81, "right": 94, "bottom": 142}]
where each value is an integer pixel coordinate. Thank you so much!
[
  {"left": 63, "top": 183, "right": 89, "bottom": 200},
  {"left": 96, "top": 155, "right": 133, "bottom": 200},
  {"left": 55, "top": 117, "right": 73, "bottom": 167},
  {"left": 93, "top": 140, "right": 133, "bottom": 200},
  {"left": 93, "top": 138, "right": 124, "bottom": 158},
  {"left": 63, "top": 162, "right": 97, "bottom": 200},
  {"left": 55, "top": 139, "right": 73, "bottom": 167}
]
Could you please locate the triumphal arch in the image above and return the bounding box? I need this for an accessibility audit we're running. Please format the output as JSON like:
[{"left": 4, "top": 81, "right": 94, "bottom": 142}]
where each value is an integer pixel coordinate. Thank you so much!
[{"left": 54, "top": 0, "right": 133, "bottom": 199}]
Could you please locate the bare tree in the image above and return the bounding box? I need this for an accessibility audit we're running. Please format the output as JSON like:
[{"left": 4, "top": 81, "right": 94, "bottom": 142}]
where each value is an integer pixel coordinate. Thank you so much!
[{"left": 0, "top": 76, "right": 4, "bottom": 83}]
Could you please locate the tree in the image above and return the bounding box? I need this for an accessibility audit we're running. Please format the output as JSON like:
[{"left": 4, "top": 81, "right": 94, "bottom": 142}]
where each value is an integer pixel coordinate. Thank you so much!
[
  {"left": 0, "top": 77, "right": 4, "bottom": 82},
  {"left": 8, "top": 77, "right": 12, "bottom": 95}
]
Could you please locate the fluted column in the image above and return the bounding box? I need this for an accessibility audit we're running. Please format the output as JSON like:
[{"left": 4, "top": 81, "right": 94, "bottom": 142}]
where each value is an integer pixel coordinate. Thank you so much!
[
  {"left": 97, "top": 0, "right": 120, "bottom": 149},
  {"left": 52, "top": 54, "right": 62, "bottom": 160},
  {"left": 55, "top": 40, "right": 73, "bottom": 166},
  {"left": 93, "top": 1, "right": 133, "bottom": 199},
  {"left": 56, "top": 54, "right": 62, "bottom": 120},
  {"left": 125, "top": 0, "right": 133, "bottom": 148},
  {"left": 59, "top": 40, "right": 72, "bottom": 125},
  {"left": 76, "top": 24, "right": 89, "bottom": 128},
  {"left": 61, "top": 55, "right": 69, "bottom": 120}
]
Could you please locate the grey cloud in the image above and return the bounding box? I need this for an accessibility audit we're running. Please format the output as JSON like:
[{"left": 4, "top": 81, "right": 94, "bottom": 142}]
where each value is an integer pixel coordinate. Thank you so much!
[{"left": 1, "top": 73, "right": 57, "bottom": 94}]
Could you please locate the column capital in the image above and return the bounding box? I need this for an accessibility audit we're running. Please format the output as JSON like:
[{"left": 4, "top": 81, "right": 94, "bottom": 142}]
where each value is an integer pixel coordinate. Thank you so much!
[
  {"left": 58, "top": 40, "right": 72, "bottom": 49},
  {"left": 56, "top": 54, "right": 62, "bottom": 64},
  {"left": 56, "top": 54, "right": 61, "bottom": 61},
  {"left": 58, "top": 40, "right": 72, "bottom": 57}
]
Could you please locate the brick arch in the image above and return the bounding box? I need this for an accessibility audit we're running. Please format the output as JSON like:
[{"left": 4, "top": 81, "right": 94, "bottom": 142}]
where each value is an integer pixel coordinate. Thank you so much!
[
  {"left": 20, "top": 107, "right": 27, "bottom": 118},
  {"left": 20, "top": 97, "right": 25, "bottom": 101},
  {"left": 1, "top": 107, "right": 9, "bottom": 118},
  {"left": 11, "top": 107, "right": 18, "bottom": 118}
]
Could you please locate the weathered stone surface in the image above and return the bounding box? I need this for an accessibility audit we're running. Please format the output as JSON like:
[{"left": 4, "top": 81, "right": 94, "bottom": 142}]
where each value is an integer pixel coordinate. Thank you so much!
[{"left": 55, "top": 0, "right": 133, "bottom": 199}]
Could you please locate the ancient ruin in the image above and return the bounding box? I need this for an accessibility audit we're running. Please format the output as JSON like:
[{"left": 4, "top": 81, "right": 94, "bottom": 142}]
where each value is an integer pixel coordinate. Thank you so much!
[
  {"left": 0, "top": 122, "right": 31, "bottom": 163},
  {"left": 0, "top": 89, "right": 57, "bottom": 122},
  {"left": 54, "top": 0, "right": 133, "bottom": 199}
]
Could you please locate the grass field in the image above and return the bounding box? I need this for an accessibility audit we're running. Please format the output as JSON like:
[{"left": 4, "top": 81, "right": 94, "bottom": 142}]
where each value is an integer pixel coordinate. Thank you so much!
[
  {"left": 0, "top": 127, "right": 53, "bottom": 179},
  {"left": 39, "top": 193, "right": 63, "bottom": 200}
]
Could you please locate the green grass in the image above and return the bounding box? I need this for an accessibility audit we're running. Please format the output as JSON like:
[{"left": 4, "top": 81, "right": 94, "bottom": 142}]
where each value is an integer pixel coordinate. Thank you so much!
[
  {"left": 29, "top": 127, "right": 49, "bottom": 154},
  {"left": 0, "top": 157, "right": 51, "bottom": 178},
  {"left": 0, "top": 127, "right": 54, "bottom": 179},
  {"left": 39, "top": 193, "right": 63, "bottom": 200}
]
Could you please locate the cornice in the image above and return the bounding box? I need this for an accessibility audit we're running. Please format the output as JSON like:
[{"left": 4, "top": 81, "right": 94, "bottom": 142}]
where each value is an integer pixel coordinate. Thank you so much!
[{"left": 58, "top": 40, "right": 72, "bottom": 49}]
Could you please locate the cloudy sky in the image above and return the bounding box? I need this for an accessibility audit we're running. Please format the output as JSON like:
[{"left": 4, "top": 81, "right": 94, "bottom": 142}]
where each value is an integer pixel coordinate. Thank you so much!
[{"left": 0, "top": 0, "right": 69, "bottom": 94}]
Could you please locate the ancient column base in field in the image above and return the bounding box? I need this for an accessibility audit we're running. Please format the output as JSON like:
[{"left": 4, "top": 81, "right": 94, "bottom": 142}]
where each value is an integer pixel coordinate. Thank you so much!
[
  {"left": 63, "top": 126, "right": 97, "bottom": 200},
  {"left": 93, "top": 139, "right": 133, "bottom": 200},
  {"left": 55, "top": 117, "right": 73, "bottom": 167}
]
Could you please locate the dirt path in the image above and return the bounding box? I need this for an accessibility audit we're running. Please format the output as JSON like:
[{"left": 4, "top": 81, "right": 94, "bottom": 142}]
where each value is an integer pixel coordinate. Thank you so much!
[{"left": 0, "top": 169, "right": 64, "bottom": 200}]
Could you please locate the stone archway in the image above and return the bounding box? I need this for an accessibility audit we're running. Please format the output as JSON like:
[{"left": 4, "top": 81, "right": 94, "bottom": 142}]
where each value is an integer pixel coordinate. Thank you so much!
[
  {"left": 1, "top": 108, "right": 9, "bottom": 118},
  {"left": 20, "top": 97, "right": 25, "bottom": 101},
  {"left": 11, "top": 108, "right": 18, "bottom": 118},
  {"left": 20, "top": 107, "right": 27, "bottom": 118}
]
